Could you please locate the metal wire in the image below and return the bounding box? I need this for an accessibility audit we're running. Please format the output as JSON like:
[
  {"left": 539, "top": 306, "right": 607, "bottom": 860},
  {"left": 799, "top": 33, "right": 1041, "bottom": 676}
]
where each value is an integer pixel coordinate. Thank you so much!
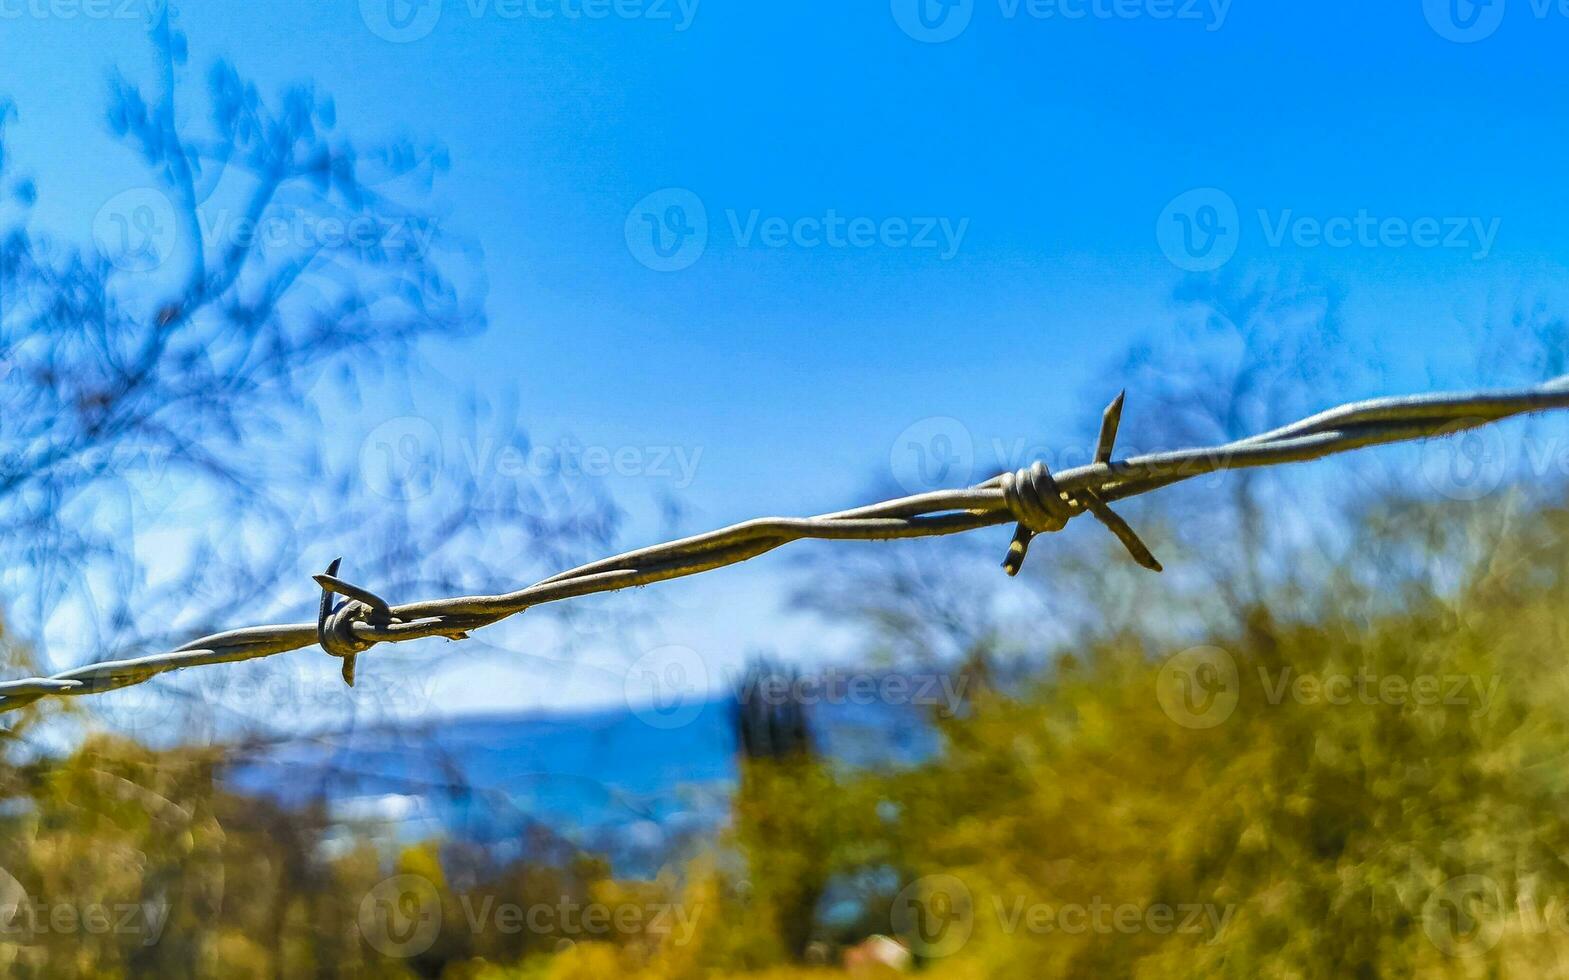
[{"left": 5, "top": 376, "right": 1568, "bottom": 718}]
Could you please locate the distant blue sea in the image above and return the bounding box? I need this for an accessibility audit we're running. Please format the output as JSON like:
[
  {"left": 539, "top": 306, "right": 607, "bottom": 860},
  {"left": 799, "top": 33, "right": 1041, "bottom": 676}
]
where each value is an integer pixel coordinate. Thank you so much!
[{"left": 224, "top": 693, "right": 943, "bottom": 875}]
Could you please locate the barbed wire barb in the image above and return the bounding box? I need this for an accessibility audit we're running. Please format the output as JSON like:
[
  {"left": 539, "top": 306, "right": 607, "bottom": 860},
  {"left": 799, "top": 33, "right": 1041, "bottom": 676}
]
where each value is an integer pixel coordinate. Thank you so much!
[{"left": 4, "top": 375, "right": 1569, "bottom": 717}]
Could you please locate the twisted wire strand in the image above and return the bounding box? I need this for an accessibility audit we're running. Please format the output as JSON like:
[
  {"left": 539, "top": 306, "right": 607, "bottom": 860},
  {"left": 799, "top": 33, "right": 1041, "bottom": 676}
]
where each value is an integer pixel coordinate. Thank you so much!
[{"left": 4, "top": 376, "right": 1567, "bottom": 717}]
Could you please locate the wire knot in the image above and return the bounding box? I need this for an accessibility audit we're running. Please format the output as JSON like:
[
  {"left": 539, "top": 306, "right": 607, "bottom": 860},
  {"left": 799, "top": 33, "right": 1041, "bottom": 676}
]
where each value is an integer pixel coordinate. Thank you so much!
[
  {"left": 999, "top": 462, "right": 1078, "bottom": 576},
  {"left": 1001, "top": 461, "right": 1074, "bottom": 534},
  {"left": 319, "top": 600, "right": 378, "bottom": 658},
  {"left": 999, "top": 392, "right": 1163, "bottom": 577},
  {"left": 315, "top": 558, "right": 397, "bottom": 688}
]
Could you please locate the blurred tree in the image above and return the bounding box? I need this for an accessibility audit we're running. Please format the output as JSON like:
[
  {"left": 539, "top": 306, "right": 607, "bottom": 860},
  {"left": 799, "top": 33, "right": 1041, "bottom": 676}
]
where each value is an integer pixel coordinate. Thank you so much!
[
  {"left": 793, "top": 269, "right": 1377, "bottom": 686},
  {"left": 0, "top": 14, "right": 618, "bottom": 740},
  {"left": 730, "top": 662, "right": 831, "bottom": 963}
]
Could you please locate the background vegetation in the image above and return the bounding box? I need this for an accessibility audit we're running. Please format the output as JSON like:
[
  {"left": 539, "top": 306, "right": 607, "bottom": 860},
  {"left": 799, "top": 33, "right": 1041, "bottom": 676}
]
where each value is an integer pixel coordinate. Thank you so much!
[{"left": 9, "top": 478, "right": 1569, "bottom": 977}]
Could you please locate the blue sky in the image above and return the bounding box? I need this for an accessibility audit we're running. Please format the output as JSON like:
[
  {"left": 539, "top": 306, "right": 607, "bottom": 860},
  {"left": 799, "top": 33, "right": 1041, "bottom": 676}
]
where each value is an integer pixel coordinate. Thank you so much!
[{"left": 3, "top": 0, "right": 1568, "bottom": 720}]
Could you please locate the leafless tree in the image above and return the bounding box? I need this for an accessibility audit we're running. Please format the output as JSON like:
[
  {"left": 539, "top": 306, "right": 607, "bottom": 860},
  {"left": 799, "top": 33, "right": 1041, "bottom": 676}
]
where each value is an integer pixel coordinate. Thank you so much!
[
  {"left": 794, "top": 269, "right": 1385, "bottom": 669},
  {"left": 0, "top": 16, "right": 614, "bottom": 742}
]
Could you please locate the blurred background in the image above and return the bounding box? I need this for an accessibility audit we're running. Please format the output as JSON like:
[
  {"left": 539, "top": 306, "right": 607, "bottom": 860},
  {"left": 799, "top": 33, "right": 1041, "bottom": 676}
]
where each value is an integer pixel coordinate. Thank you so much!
[{"left": 3, "top": 1, "right": 1569, "bottom": 976}]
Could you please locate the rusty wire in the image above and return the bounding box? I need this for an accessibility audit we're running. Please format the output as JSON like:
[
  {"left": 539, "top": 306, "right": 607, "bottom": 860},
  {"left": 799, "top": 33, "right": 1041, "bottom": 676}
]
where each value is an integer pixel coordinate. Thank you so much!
[{"left": 4, "top": 377, "right": 1569, "bottom": 717}]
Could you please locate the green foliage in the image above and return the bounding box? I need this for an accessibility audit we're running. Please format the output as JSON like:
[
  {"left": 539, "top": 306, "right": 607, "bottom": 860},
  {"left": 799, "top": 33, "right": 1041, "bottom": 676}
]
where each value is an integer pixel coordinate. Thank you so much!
[
  {"left": 725, "top": 498, "right": 1569, "bottom": 977},
  {"left": 9, "top": 497, "right": 1569, "bottom": 977},
  {"left": 654, "top": 497, "right": 1569, "bottom": 977}
]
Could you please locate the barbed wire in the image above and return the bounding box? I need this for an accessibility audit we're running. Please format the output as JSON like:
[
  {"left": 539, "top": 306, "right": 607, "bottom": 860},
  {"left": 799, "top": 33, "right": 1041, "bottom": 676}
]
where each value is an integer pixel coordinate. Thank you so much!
[{"left": 4, "top": 377, "right": 1569, "bottom": 718}]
